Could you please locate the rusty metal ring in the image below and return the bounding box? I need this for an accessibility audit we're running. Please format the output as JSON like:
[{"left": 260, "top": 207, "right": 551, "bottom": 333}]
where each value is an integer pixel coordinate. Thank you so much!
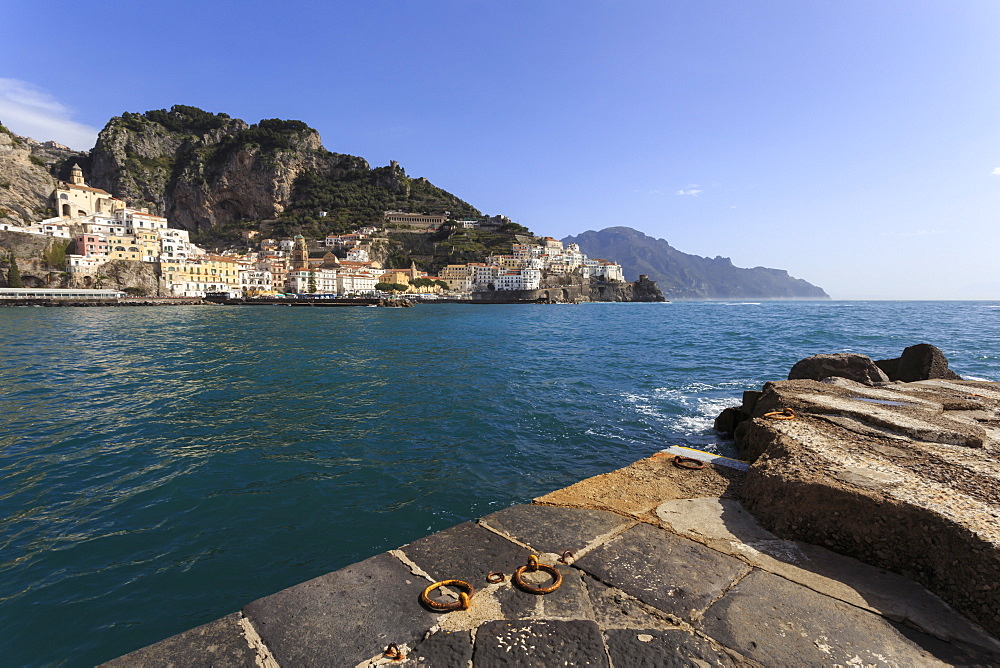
[
  {"left": 513, "top": 562, "right": 563, "bottom": 594},
  {"left": 383, "top": 643, "right": 404, "bottom": 661},
  {"left": 486, "top": 572, "right": 506, "bottom": 583},
  {"left": 673, "top": 455, "right": 706, "bottom": 470},
  {"left": 558, "top": 550, "right": 574, "bottom": 564},
  {"left": 420, "top": 580, "right": 474, "bottom": 612},
  {"left": 762, "top": 408, "right": 796, "bottom": 420},
  {"left": 525, "top": 554, "right": 540, "bottom": 572}
]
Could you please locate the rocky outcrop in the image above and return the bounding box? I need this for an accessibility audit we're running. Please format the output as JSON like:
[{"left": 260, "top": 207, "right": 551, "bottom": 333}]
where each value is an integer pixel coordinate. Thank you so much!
[
  {"left": 0, "top": 229, "right": 70, "bottom": 287},
  {"left": 85, "top": 106, "right": 479, "bottom": 232},
  {"left": 716, "top": 371, "right": 1000, "bottom": 637},
  {"left": 472, "top": 276, "right": 665, "bottom": 304},
  {"left": 788, "top": 353, "right": 890, "bottom": 385},
  {"left": 0, "top": 128, "right": 59, "bottom": 222},
  {"left": 562, "top": 226, "right": 829, "bottom": 300},
  {"left": 876, "top": 343, "right": 963, "bottom": 382}
]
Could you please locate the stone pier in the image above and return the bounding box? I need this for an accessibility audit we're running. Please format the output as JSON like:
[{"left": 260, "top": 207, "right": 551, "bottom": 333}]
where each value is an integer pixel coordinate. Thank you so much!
[{"left": 104, "top": 395, "right": 1000, "bottom": 668}]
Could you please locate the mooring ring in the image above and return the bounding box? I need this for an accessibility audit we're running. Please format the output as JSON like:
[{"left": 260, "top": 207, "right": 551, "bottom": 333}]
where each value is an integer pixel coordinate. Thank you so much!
[
  {"left": 762, "top": 408, "right": 796, "bottom": 420},
  {"left": 420, "top": 579, "right": 474, "bottom": 612},
  {"left": 513, "top": 562, "right": 563, "bottom": 594},
  {"left": 383, "top": 643, "right": 404, "bottom": 661},
  {"left": 673, "top": 455, "right": 706, "bottom": 470},
  {"left": 486, "top": 572, "right": 506, "bottom": 584}
]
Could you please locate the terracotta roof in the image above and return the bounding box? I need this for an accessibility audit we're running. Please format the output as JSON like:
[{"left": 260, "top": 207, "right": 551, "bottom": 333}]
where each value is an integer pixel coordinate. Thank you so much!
[{"left": 64, "top": 183, "right": 113, "bottom": 195}]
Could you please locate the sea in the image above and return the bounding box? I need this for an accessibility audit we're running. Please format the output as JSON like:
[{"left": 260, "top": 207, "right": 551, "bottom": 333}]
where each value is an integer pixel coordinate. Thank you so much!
[{"left": 1, "top": 300, "right": 998, "bottom": 666}]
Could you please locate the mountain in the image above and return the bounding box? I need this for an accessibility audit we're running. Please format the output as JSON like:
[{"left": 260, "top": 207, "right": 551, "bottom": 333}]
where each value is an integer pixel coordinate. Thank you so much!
[
  {"left": 1, "top": 106, "right": 480, "bottom": 240},
  {"left": 562, "top": 226, "right": 829, "bottom": 299}
]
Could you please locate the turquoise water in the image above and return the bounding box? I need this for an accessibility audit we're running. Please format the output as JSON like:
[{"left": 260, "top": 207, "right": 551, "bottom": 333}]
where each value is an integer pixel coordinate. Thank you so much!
[{"left": 1, "top": 301, "right": 998, "bottom": 666}]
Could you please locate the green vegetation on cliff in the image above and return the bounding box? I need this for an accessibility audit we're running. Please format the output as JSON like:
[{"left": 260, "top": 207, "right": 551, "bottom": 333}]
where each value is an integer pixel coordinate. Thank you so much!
[{"left": 89, "top": 105, "right": 482, "bottom": 235}]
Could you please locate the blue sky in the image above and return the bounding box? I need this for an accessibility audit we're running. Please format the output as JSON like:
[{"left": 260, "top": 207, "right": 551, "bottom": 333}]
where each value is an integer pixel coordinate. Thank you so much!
[{"left": 4, "top": 1, "right": 999, "bottom": 298}]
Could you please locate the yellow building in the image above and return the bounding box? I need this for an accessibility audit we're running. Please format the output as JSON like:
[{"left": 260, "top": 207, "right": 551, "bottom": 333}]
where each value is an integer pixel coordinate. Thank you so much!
[
  {"left": 107, "top": 235, "right": 142, "bottom": 261},
  {"left": 161, "top": 256, "right": 240, "bottom": 297}
]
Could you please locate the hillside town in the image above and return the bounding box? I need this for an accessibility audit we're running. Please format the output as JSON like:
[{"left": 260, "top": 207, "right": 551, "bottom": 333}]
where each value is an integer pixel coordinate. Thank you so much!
[{"left": 0, "top": 164, "right": 625, "bottom": 299}]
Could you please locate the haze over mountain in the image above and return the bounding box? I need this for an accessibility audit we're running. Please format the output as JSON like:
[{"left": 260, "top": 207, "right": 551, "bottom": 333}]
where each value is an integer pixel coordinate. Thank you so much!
[{"left": 563, "top": 227, "right": 828, "bottom": 300}]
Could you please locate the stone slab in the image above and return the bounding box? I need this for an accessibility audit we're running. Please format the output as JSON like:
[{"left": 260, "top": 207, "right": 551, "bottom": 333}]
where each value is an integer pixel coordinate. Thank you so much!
[
  {"left": 100, "top": 613, "right": 256, "bottom": 668},
  {"left": 479, "top": 503, "right": 633, "bottom": 555},
  {"left": 405, "top": 629, "right": 472, "bottom": 667},
  {"left": 604, "top": 628, "right": 746, "bottom": 667},
  {"left": 655, "top": 496, "right": 1000, "bottom": 654},
  {"left": 400, "top": 521, "right": 532, "bottom": 590},
  {"left": 536, "top": 564, "right": 594, "bottom": 620},
  {"left": 535, "top": 454, "right": 744, "bottom": 520},
  {"left": 574, "top": 522, "right": 750, "bottom": 621},
  {"left": 472, "top": 619, "right": 610, "bottom": 667},
  {"left": 701, "top": 568, "right": 984, "bottom": 667},
  {"left": 241, "top": 552, "right": 439, "bottom": 667},
  {"left": 584, "top": 575, "right": 682, "bottom": 630}
]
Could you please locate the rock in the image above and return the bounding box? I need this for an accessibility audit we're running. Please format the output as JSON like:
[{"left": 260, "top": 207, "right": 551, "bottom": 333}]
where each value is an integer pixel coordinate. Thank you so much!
[
  {"left": 876, "top": 343, "right": 962, "bottom": 382},
  {"left": 788, "top": 352, "right": 889, "bottom": 385},
  {"left": 713, "top": 406, "right": 742, "bottom": 435},
  {"left": 734, "top": 377, "right": 1000, "bottom": 638}
]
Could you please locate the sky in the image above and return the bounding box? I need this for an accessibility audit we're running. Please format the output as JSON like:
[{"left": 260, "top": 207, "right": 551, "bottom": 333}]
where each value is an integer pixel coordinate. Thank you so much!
[{"left": 4, "top": 0, "right": 1000, "bottom": 299}]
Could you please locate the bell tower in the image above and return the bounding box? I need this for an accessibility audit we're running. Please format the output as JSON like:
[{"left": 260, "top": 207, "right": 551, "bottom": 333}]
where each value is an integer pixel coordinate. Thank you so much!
[
  {"left": 69, "top": 162, "right": 85, "bottom": 186},
  {"left": 291, "top": 234, "right": 309, "bottom": 270}
]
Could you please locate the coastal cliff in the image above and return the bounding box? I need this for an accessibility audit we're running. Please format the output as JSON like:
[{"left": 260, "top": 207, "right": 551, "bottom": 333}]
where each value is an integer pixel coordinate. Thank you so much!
[
  {"left": 85, "top": 106, "right": 479, "bottom": 235},
  {"left": 0, "top": 125, "right": 63, "bottom": 223},
  {"left": 563, "top": 226, "right": 829, "bottom": 300},
  {"left": 472, "top": 274, "right": 665, "bottom": 303}
]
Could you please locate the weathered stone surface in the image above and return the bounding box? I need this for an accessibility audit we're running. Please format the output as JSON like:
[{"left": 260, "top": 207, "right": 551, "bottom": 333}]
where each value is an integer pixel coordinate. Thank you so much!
[
  {"left": 472, "top": 619, "right": 610, "bottom": 667},
  {"left": 584, "top": 575, "right": 683, "bottom": 630},
  {"left": 242, "top": 553, "right": 438, "bottom": 667},
  {"left": 479, "top": 503, "right": 632, "bottom": 556},
  {"left": 406, "top": 629, "right": 472, "bottom": 667},
  {"left": 100, "top": 613, "right": 256, "bottom": 668},
  {"left": 534, "top": 565, "right": 594, "bottom": 620},
  {"left": 730, "top": 376, "right": 1000, "bottom": 638},
  {"left": 788, "top": 352, "right": 889, "bottom": 385},
  {"left": 655, "top": 497, "right": 1000, "bottom": 655},
  {"left": 535, "top": 454, "right": 744, "bottom": 520},
  {"left": 400, "top": 521, "right": 531, "bottom": 590},
  {"left": 702, "top": 569, "right": 994, "bottom": 667},
  {"left": 604, "top": 628, "right": 746, "bottom": 667},
  {"left": 574, "top": 523, "right": 750, "bottom": 621}
]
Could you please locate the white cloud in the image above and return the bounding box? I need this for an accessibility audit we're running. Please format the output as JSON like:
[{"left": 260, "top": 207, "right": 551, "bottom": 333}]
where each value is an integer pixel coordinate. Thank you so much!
[
  {"left": 0, "top": 78, "right": 99, "bottom": 150},
  {"left": 676, "top": 184, "right": 702, "bottom": 196},
  {"left": 992, "top": 167, "right": 1000, "bottom": 176}
]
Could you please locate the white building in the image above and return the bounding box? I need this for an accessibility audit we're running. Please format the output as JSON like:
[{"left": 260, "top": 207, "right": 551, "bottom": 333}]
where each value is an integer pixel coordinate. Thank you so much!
[
  {"left": 240, "top": 269, "right": 273, "bottom": 295},
  {"left": 337, "top": 273, "right": 377, "bottom": 295},
  {"left": 287, "top": 268, "right": 338, "bottom": 294}
]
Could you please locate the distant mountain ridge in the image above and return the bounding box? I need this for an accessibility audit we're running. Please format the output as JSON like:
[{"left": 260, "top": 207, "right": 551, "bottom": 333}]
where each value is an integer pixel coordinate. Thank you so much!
[{"left": 562, "top": 226, "right": 829, "bottom": 299}]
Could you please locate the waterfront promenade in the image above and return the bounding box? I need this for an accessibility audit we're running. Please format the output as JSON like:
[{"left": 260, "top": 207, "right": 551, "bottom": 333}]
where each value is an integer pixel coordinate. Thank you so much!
[{"left": 104, "top": 444, "right": 1000, "bottom": 666}]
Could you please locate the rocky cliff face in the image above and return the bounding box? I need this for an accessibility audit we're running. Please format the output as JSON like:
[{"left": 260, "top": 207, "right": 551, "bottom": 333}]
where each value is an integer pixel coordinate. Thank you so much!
[
  {"left": 86, "top": 106, "right": 479, "bottom": 233},
  {"left": 563, "top": 226, "right": 829, "bottom": 300},
  {"left": 0, "top": 127, "right": 62, "bottom": 223}
]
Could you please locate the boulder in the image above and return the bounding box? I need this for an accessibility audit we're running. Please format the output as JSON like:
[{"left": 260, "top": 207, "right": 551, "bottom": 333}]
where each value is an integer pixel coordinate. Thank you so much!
[
  {"left": 876, "top": 343, "right": 962, "bottom": 382},
  {"left": 787, "top": 353, "right": 889, "bottom": 385}
]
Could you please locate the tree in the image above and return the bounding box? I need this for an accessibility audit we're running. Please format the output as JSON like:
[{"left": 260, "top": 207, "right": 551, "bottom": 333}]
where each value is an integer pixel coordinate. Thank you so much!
[
  {"left": 6, "top": 252, "right": 23, "bottom": 288},
  {"left": 307, "top": 273, "right": 317, "bottom": 294}
]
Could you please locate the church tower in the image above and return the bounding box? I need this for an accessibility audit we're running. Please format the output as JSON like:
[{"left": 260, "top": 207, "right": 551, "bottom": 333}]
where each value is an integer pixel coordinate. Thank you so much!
[
  {"left": 69, "top": 162, "right": 85, "bottom": 186},
  {"left": 292, "top": 234, "right": 310, "bottom": 270}
]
